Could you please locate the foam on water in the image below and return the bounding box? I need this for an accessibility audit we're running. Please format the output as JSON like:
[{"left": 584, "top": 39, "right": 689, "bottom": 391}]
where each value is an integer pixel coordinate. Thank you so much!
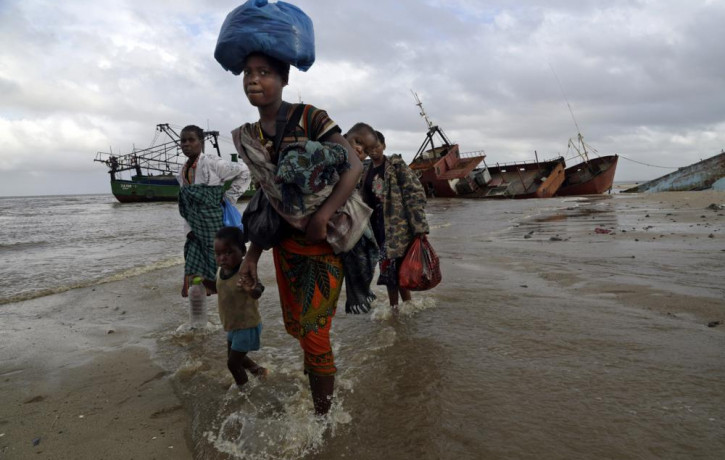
[
  {"left": 1, "top": 256, "right": 184, "bottom": 305},
  {"left": 204, "top": 366, "right": 354, "bottom": 459},
  {"left": 370, "top": 296, "right": 437, "bottom": 321},
  {"left": 156, "top": 287, "right": 411, "bottom": 458}
]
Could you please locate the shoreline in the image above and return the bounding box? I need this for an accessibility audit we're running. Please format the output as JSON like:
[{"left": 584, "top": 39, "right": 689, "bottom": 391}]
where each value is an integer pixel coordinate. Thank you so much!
[
  {"left": 0, "top": 190, "right": 722, "bottom": 458},
  {"left": 0, "top": 265, "right": 193, "bottom": 459}
]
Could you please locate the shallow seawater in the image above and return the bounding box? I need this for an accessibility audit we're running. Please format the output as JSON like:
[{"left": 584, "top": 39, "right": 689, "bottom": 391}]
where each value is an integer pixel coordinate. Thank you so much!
[
  {"left": 154, "top": 197, "right": 724, "bottom": 459},
  {"left": 0, "top": 194, "right": 184, "bottom": 305},
  {"left": 4, "top": 194, "right": 724, "bottom": 459}
]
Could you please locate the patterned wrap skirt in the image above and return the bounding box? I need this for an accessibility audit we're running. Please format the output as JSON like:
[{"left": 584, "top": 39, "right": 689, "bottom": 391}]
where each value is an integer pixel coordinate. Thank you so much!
[{"left": 273, "top": 234, "right": 342, "bottom": 376}]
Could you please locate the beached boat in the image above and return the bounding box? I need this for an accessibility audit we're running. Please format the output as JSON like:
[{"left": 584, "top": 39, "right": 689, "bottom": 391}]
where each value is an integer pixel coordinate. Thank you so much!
[
  {"left": 408, "top": 126, "right": 486, "bottom": 198},
  {"left": 458, "top": 156, "right": 567, "bottom": 199},
  {"left": 623, "top": 151, "right": 725, "bottom": 193},
  {"left": 94, "top": 124, "right": 251, "bottom": 203},
  {"left": 408, "top": 92, "right": 565, "bottom": 199},
  {"left": 556, "top": 133, "right": 618, "bottom": 196},
  {"left": 408, "top": 92, "right": 486, "bottom": 197},
  {"left": 557, "top": 155, "right": 619, "bottom": 196}
]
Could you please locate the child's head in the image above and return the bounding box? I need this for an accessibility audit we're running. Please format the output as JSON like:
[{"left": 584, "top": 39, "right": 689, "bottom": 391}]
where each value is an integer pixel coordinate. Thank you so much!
[
  {"left": 345, "top": 123, "right": 378, "bottom": 162},
  {"left": 180, "top": 125, "right": 204, "bottom": 159},
  {"left": 214, "top": 226, "right": 246, "bottom": 272},
  {"left": 243, "top": 52, "right": 290, "bottom": 108},
  {"left": 375, "top": 130, "right": 385, "bottom": 148},
  {"left": 374, "top": 130, "right": 386, "bottom": 158}
]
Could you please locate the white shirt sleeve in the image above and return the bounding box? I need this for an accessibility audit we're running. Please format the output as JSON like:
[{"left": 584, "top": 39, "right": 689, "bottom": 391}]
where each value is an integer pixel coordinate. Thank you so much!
[{"left": 207, "top": 156, "right": 252, "bottom": 203}]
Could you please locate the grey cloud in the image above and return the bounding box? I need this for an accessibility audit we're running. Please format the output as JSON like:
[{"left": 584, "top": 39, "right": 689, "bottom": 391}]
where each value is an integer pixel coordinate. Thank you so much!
[{"left": 1, "top": 0, "right": 724, "bottom": 195}]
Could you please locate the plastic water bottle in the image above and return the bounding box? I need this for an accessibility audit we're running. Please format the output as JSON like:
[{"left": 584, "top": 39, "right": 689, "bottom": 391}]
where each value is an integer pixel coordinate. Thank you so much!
[{"left": 188, "top": 276, "right": 207, "bottom": 329}]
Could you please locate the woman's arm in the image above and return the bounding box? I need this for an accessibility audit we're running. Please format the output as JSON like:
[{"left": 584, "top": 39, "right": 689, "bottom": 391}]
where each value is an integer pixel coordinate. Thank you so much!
[
  {"left": 305, "top": 132, "right": 363, "bottom": 242},
  {"left": 237, "top": 242, "right": 263, "bottom": 292}
]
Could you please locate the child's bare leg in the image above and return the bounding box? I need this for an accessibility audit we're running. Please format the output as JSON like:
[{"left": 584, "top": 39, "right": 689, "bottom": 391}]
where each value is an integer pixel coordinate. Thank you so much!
[
  {"left": 386, "top": 286, "right": 399, "bottom": 307},
  {"left": 242, "top": 355, "right": 268, "bottom": 378},
  {"left": 399, "top": 288, "right": 412, "bottom": 303},
  {"left": 227, "top": 342, "right": 249, "bottom": 387}
]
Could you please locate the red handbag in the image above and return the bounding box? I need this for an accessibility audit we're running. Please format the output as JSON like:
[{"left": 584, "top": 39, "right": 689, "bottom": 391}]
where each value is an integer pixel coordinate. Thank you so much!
[{"left": 398, "top": 235, "right": 442, "bottom": 291}]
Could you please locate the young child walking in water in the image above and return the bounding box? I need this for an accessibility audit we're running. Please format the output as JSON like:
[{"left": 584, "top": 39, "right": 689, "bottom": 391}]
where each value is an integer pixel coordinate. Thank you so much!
[{"left": 214, "top": 226, "right": 267, "bottom": 389}]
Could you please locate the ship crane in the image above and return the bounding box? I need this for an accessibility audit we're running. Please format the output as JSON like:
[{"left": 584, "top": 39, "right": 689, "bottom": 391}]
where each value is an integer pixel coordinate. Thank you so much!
[{"left": 410, "top": 91, "right": 454, "bottom": 160}]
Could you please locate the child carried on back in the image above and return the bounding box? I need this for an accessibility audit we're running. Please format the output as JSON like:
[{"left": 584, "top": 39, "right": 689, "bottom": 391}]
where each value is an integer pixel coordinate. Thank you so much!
[{"left": 214, "top": 226, "right": 267, "bottom": 390}]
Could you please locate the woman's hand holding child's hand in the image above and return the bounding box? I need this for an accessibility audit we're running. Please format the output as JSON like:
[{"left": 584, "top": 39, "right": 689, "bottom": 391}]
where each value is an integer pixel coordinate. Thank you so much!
[
  {"left": 238, "top": 258, "right": 265, "bottom": 300},
  {"left": 238, "top": 257, "right": 258, "bottom": 291},
  {"left": 238, "top": 272, "right": 256, "bottom": 292}
]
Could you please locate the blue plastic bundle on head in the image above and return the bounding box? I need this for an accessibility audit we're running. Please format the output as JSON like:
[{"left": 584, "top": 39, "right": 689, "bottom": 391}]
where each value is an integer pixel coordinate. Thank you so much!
[{"left": 214, "top": 0, "right": 315, "bottom": 74}]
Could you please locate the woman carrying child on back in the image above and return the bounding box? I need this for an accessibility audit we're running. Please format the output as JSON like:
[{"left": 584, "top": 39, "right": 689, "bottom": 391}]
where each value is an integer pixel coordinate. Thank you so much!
[{"left": 214, "top": 226, "right": 267, "bottom": 390}]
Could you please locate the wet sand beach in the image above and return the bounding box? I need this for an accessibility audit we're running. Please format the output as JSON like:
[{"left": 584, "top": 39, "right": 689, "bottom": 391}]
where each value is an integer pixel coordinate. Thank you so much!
[
  {"left": 0, "top": 267, "right": 193, "bottom": 459},
  {"left": 1, "top": 190, "right": 723, "bottom": 459}
]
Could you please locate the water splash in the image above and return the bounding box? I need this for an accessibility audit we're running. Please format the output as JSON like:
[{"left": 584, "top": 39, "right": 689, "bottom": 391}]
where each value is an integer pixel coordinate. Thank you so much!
[
  {"left": 205, "top": 374, "right": 352, "bottom": 459},
  {"left": 370, "top": 296, "right": 437, "bottom": 321}
]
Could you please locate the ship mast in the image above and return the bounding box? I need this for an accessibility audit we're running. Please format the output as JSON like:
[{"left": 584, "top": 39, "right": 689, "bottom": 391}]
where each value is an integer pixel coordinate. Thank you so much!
[
  {"left": 410, "top": 91, "right": 453, "bottom": 161},
  {"left": 412, "top": 90, "right": 434, "bottom": 130},
  {"left": 550, "top": 64, "right": 592, "bottom": 164}
]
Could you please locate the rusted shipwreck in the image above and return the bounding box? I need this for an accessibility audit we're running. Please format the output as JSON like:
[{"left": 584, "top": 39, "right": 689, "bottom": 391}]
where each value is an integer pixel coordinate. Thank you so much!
[
  {"left": 408, "top": 124, "right": 486, "bottom": 198},
  {"left": 408, "top": 93, "right": 564, "bottom": 199},
  {"left": 462, "top": 156, "right": 566, "bottom": 199},
  {"left": 556, "top": 134, "right": 619, "bottom": 196}
]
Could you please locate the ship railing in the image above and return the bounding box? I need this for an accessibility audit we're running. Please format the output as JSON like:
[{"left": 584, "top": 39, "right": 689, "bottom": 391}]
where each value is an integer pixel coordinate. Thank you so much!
[
  {"left": 459, "top": 150, "right": 486, "bottom": 159},
  {"left": 484, "top": 155, "right": 565, "bottom": 169},
  {"left": 94, "top": 140, "right": 184, "bottom": 175}
]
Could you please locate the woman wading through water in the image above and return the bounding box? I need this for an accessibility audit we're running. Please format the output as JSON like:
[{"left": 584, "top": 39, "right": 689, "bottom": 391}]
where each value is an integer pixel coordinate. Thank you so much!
[{"left": 231, "top": 51, "right": 364, "bottom": 415}]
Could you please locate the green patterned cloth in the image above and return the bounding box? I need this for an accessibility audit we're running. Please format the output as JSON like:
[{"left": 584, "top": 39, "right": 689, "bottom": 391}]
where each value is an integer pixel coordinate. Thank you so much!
[
  {"left": 275, "top": 140, "right": 350, "bottom": 214},
  {"left": 179, "top": 184, "right": 225, "bottom": 281}
]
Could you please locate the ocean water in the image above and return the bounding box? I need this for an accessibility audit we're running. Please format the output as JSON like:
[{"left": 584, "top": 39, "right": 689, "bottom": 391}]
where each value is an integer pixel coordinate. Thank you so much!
[
  {"left": 0, "top": 194, "right": 185, "bottom": 305},
  {"left": 2, "top": 193, "right": 724, "bottom": 459}
]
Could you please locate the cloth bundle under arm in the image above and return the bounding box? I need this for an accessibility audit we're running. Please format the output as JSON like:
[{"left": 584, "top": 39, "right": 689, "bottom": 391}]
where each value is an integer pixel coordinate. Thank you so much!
[
  {"left": 275, "top": 140, "right": 350, "bottom": 215},
  {"left": 233, "top": 124, "right": 371, "bottom": 254}
]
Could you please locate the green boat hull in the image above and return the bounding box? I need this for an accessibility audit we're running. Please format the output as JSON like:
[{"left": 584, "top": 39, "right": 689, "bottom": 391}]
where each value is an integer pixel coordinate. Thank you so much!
[
  {"left": 110, "top": 176, "right": 254, "bottom": 203},
  {"left": 111, "top": 178, "right": 179, "bottom": 203}
]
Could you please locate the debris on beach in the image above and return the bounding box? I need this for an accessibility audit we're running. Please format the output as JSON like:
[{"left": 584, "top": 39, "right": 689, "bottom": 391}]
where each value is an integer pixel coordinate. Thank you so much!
[
  {"left": 706, "top": 203, "right": 724, "bottom": 211},
  {"left": 707, "top": 321, "right": 721, "bottom": 328}
]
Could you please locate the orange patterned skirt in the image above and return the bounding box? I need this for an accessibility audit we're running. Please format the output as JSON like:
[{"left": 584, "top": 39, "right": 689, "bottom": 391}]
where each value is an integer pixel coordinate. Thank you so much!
[{"left": 273, "top": 235, "right": 343, "bottom": 376}]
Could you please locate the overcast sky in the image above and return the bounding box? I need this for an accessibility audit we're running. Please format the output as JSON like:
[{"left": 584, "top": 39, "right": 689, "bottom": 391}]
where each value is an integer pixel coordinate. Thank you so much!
[{"left": 1, "top": 0, "right": 724, "bottom": 196}]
